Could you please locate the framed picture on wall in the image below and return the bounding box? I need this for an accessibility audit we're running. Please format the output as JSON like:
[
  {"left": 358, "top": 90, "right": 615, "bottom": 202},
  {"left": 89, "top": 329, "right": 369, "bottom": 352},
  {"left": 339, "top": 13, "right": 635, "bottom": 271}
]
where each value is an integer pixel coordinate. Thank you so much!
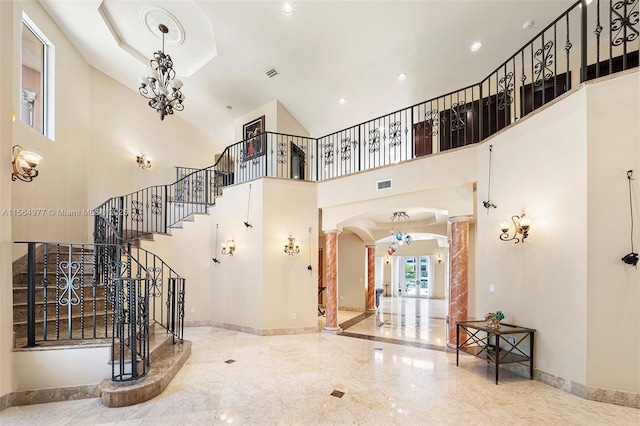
[{"left": 243, "top": 115, "right": 266, "bottom": 160}]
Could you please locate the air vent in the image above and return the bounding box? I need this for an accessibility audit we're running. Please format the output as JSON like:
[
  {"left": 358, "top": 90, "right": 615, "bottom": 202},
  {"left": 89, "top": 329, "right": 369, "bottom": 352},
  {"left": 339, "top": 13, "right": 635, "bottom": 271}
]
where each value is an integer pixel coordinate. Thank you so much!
[
  {"left": 266, "top": 68, "right": 279, "bottom": 78},
  {"left": 377, "top": 179, "right": 392, "bottom": 191}
]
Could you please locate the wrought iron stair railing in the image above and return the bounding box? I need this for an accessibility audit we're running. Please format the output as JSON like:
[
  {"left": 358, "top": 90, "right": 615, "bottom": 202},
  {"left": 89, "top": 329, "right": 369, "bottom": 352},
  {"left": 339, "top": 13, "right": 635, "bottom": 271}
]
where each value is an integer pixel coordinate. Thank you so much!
[
  {"left": 177, "top": 0, "right": 637, "bottom": 191},
  {"left": 16, "top": 232, "right": 185, "bottom": 381}
]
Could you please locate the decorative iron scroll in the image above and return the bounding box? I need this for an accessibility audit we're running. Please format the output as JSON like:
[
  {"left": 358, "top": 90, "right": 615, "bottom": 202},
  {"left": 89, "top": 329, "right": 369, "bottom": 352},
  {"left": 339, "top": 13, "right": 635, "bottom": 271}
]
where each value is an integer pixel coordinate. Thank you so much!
[
  {"left": 498, "top": 72, "right": 514, "bottom": 110},
  {"left": 324, "top": 142, "right": 335, "bottom": 165},
  {"left": 147, "top": 266, "right": 163, "bottom": 298},
  {"left": 131, "top": 201, "right": 144, "bottom": 223},
  {"left": 425, "top": 110, "right": 439, "bottom": 136},
  {"left": 450, "top": 102, "right": 467, "bottom": 131},
  {"left": 368, "top": 129, "right": 380, "bottom": 153},
  {"left": 110, "top": 207, "right": 120, "bottom": 229},
  {"left": 58, "top": 261, "right": 81, "bottom": 306},
  {"left": 389, "top": 121, "right": 402, "bottom": 147},
  {"left": 534, "top": 41, "right": 554, "bottom": 86},
  {"left": 193, "top": 175, "right": 204, "bottom": 201},
  {"left": 341, "top": 137, "right": 352, "bottom": 160},
  {"left": 611, "top": 0, "right": 639, "bottom": 46},
  {"left": 277, "top": 141, "right": 288, "bottom": 164},
  {"left": 151, "top": 194, "right": 162, "bottom": 215}
]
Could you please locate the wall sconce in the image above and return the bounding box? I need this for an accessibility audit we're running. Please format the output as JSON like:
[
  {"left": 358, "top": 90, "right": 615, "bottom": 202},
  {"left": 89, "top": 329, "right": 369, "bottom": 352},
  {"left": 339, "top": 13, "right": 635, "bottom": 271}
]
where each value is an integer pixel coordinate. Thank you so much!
[
  {"left": 137, "top": 154, "right": 151, "bottom": 169},
  {"left": 499, "top": 214, "right": 531, "bottom": 244},
  {"left": 12, "top": 145, "right": 42, "bottom": 182},
  {"left": 437, "top": 255, "right": 443, "bottom": 264},
  {"left": 385, "top": 256, "right": 391, "bottom": 265},
  {"left": 221, "top": 240, "right": 235, "bottom": 256},
  {"left": 284, "top": 236, "right": 300, "bottom": 256}
]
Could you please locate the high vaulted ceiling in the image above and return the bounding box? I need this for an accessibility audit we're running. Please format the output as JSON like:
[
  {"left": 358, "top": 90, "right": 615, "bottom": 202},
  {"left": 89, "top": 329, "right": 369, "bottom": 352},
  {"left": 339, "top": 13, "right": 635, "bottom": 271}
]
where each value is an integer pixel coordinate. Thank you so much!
[{"left": 39, "top": 0, "right": 574, "bottom": 145}]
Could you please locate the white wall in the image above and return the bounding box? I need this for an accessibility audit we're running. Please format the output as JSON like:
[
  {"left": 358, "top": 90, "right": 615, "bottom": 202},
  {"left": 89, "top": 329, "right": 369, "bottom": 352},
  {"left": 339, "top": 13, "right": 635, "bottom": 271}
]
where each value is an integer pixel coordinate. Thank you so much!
[
  {"left": 13, "top": 346, "right": 110, "bottom": 390},
  {"left": 585, "top": 73, "right": 639, "bottom": 394},
  {"left": 476, "top": 88, "right": 589, "bottom": 386}
]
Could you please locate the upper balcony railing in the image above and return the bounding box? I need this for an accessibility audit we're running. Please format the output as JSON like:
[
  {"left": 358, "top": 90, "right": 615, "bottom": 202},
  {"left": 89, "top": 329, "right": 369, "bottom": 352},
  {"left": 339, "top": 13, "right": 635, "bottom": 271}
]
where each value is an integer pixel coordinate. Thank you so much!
[{"left": 178, "top": 0, "right": 638, "bottom": 193}]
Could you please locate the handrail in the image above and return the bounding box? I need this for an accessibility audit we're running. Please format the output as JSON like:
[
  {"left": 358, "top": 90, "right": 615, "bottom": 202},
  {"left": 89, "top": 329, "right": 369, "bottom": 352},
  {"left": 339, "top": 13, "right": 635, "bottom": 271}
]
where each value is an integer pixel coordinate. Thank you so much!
[{"left": 178, "top": 0, "right": 637, "bottom": 186}]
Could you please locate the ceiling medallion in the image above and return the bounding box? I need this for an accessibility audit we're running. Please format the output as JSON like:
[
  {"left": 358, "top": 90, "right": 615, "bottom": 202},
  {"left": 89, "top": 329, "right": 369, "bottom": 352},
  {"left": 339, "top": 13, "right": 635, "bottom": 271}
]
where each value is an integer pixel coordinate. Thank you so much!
[{"left": 141, "top": 7, "right": 185, "bottom": 45}]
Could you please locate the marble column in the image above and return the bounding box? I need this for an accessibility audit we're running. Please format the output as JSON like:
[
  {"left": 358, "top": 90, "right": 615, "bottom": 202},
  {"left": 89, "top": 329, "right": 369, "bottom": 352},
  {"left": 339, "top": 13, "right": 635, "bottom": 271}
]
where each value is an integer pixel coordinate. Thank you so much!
[
  {"left": 448, "top": 216, "right": 471, "bottom": 346},
  {"left": 365, "top": 245, "right": 376, "bottom": 313},
  {"left": 323, "top": 230, "right": 342, "bottom": 334}
]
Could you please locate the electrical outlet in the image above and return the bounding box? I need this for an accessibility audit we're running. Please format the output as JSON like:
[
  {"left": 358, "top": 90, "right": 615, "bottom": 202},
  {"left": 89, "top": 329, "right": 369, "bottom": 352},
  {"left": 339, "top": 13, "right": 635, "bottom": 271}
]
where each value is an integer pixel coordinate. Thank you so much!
[
  {"left": 489, "top": 285, "right": 495, "bottom": 293},
  {"left": 190, "top": 307, "right": 195, "bottom": 313},
  {"left": 291, "top": 313, "right": 297, "bottom": 319},
  {"left": 508, "top": 337, "right": 516, "bottom": 345}
]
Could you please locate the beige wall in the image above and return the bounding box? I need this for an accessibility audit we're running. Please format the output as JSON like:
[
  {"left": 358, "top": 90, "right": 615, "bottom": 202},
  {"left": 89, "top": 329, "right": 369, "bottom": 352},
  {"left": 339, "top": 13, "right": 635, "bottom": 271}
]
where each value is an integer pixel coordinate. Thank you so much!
[
  {"left": 337, "top": 233, "right": 366, "bottom": 310},
  {"left": 476, "top": 87, "right": 589, "bottom": 385},
  {"left": 262, "top": 179, "right": 317, "bottom": 329},
  {"left": 0, "top": 0, "right": 15, "bottom": 403},
  {"left": 233, "top": 100, "right": 309, "bottom": 142},
  {"left": 11, "top": 0, "right": 91, "bottom": 247},
  {"left": 209, "top": 179, "right": 317, "bottom": 331},
  {"left": 276, "top": 101, "right": 309, "bottom": 137},
  {"left": 13, "top": 346, "right": 110, "bottom": 390},
  {"left": 9, "top": 1, "right": 220, "bottom": 257},
  {"left": 585, "top": 73, "right": 639, "bottom": 394},
  {"left": 209, "top": 180, "right": 265, "bottom": 330}
]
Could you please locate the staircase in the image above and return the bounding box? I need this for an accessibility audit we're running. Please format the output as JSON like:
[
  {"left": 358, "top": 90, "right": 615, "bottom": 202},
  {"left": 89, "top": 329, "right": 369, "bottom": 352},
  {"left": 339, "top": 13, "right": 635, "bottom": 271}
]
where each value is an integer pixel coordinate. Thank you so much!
[
  {"left": 12, "top": 244, "right": 110, "bottom": 349},
  {"left": 12, "top": 234, "right": 191, "bottom": 406}
]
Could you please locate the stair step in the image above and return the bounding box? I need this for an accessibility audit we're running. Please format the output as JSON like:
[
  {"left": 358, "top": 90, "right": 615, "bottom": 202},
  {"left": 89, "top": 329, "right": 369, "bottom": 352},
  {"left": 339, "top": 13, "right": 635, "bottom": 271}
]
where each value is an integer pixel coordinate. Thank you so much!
[
  {"left": 13, "top": 312, "right": 111, "bottom": 343},
  {"left": 13, "top": 271, "right": 96, "bottom": 287},
  {"left": 13, "top": 298, "right": 108, "bottom": 323},
  {"left": 13, "top": 283, "right": 106, "bottom": 304},
  {"left": 99, "top": 339, "right": 192, "bottom": 407}
]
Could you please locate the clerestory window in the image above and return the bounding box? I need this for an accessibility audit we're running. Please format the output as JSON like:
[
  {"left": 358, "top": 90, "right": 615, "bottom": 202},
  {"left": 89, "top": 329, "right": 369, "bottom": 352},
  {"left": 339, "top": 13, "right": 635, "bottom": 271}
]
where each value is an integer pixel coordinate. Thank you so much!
[{"left": 21, "top": 14, "right": 54, "bottom": 140}]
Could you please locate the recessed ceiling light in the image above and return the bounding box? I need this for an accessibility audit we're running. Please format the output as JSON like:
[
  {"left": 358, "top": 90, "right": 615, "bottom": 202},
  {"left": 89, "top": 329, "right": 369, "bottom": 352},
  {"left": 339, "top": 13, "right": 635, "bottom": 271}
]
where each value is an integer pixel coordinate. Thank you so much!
[
  {"left": 470, "top": 42, "right": 482, "bottom": 52},
  {"left": 339, "top": 98, "right": 347, "bottom": 105},
  {"left": 397, "top": 73, "right": 407, "bottom": 81},
  {"left": 282, "top": 2, "right": 293, "bottom": 15},
  {"left": 522, "top": 20, "right": 534, "bottom": 30}
]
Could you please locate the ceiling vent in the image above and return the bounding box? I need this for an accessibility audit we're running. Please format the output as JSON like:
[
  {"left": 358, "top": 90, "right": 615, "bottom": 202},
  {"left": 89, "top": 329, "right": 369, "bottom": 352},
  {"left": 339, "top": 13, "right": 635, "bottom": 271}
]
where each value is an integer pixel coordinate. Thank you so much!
[
  {"left": 266, "top": 68, "right": 279, "bottom": 78},
  {"left": 377, "top": 179, "right": 392, "bottom": 191}
]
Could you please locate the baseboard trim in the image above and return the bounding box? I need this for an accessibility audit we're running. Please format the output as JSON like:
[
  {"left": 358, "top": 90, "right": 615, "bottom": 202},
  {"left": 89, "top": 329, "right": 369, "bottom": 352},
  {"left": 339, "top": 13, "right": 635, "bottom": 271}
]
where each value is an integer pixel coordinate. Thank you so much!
[
  {"left": 500, "top": 363, "right": 639, "bottom": 409},
  {"left": 0, "top": 384, "right": 99, "bottom": 411},
  {"left": 209, "top": 321, "right": 318, "bottom": 336}
]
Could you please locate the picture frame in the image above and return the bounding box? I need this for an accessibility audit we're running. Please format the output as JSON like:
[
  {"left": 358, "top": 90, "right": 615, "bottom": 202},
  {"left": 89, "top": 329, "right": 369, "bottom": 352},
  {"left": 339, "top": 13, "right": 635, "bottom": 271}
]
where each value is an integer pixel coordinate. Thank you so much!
[{"left": 242, "top": 115, "right": 266, "bottom": 160}]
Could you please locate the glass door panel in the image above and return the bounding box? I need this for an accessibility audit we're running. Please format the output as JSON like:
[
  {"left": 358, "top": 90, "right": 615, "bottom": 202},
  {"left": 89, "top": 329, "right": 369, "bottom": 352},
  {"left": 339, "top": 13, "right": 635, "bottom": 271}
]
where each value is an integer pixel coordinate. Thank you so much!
[{"left": 418, "top": 256, "right": 429, "bottom": 298}]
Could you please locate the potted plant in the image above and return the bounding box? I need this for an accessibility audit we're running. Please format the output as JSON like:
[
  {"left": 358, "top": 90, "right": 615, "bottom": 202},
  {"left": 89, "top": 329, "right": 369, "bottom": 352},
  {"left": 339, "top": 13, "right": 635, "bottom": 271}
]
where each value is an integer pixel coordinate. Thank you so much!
[{"left": 492, "top": 311, "right": 505, "bottom": 327}]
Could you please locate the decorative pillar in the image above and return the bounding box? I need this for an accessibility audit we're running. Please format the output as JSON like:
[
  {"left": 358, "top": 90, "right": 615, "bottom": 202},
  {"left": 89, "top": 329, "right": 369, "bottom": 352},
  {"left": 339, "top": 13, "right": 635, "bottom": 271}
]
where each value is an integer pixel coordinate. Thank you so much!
[
  {"left": 365, "top": 245, "right": 376, "bottom": 312},
  {"left": 323, "top": 230, "right": 342, "bottom": 334},
  {"left": 448, "top": 216, "right": 471, "bottom": 346}
]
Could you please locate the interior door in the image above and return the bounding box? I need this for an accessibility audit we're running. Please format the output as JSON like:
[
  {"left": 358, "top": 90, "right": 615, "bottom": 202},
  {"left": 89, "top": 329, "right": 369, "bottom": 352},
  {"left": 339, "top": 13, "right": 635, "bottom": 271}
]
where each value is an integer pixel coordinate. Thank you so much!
[
  {"left": 291, "top": 142, "right": 305, "bottom": 180},
  {"left": 413, "top": 120, "right": 433, "bottom": 157}
]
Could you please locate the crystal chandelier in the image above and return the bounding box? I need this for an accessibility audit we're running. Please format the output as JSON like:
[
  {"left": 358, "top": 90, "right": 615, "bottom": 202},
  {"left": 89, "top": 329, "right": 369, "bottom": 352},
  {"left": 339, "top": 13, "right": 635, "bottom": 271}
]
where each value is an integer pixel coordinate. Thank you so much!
[
  {"left": 138, "top": 24, "right": 184, "bottom": 121},
  {"left": 387, "top": 211, "right": 412, "bottom": 256}
]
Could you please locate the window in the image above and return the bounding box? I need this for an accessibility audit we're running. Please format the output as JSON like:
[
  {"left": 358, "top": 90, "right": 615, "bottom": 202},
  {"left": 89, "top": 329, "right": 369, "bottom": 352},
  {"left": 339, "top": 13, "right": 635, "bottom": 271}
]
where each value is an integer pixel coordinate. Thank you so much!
[{"left": 21, "top": 14, "right": 54, "bottom": 139}]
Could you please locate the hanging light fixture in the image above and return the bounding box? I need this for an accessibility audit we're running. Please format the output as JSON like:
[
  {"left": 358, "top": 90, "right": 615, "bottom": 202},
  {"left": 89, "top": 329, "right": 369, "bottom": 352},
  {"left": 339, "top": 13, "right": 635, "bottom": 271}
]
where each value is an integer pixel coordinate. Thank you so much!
[
  {"left": 388, "top": 211, "right": 412, "bottom": 255},
  {"left": 138, "top": 24, "right": 185, "bottom": 121}
]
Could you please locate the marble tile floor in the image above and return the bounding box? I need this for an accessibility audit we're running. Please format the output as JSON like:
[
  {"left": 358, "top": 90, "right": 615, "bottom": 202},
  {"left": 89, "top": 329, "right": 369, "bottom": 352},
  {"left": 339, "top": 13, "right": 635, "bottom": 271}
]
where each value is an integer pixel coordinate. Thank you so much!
[
  {"left": 330, "top": 297, "right": 448, "bottom": 350},
  {"left": 1, "top": 324, "right": 638, "bottom": 425}
]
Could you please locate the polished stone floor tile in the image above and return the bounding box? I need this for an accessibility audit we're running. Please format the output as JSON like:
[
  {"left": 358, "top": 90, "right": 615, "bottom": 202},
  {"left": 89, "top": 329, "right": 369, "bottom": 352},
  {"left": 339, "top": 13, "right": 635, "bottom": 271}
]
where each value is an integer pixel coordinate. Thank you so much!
[{"left": 1, "top": 309, "right": 638, "bottom": 425}]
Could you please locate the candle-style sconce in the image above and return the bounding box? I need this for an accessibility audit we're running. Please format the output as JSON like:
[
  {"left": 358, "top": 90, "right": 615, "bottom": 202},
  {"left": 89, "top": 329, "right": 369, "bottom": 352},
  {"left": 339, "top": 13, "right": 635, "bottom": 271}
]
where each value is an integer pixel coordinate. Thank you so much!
[
  {"left": 499, "top": 214, "right": 530, "bottom": 244},
  {"left": 284, "top": 236, "right": 300, "bottom": 256},
  {"left": 221, "top": 240, "right": 236, "bottom": 256}
]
